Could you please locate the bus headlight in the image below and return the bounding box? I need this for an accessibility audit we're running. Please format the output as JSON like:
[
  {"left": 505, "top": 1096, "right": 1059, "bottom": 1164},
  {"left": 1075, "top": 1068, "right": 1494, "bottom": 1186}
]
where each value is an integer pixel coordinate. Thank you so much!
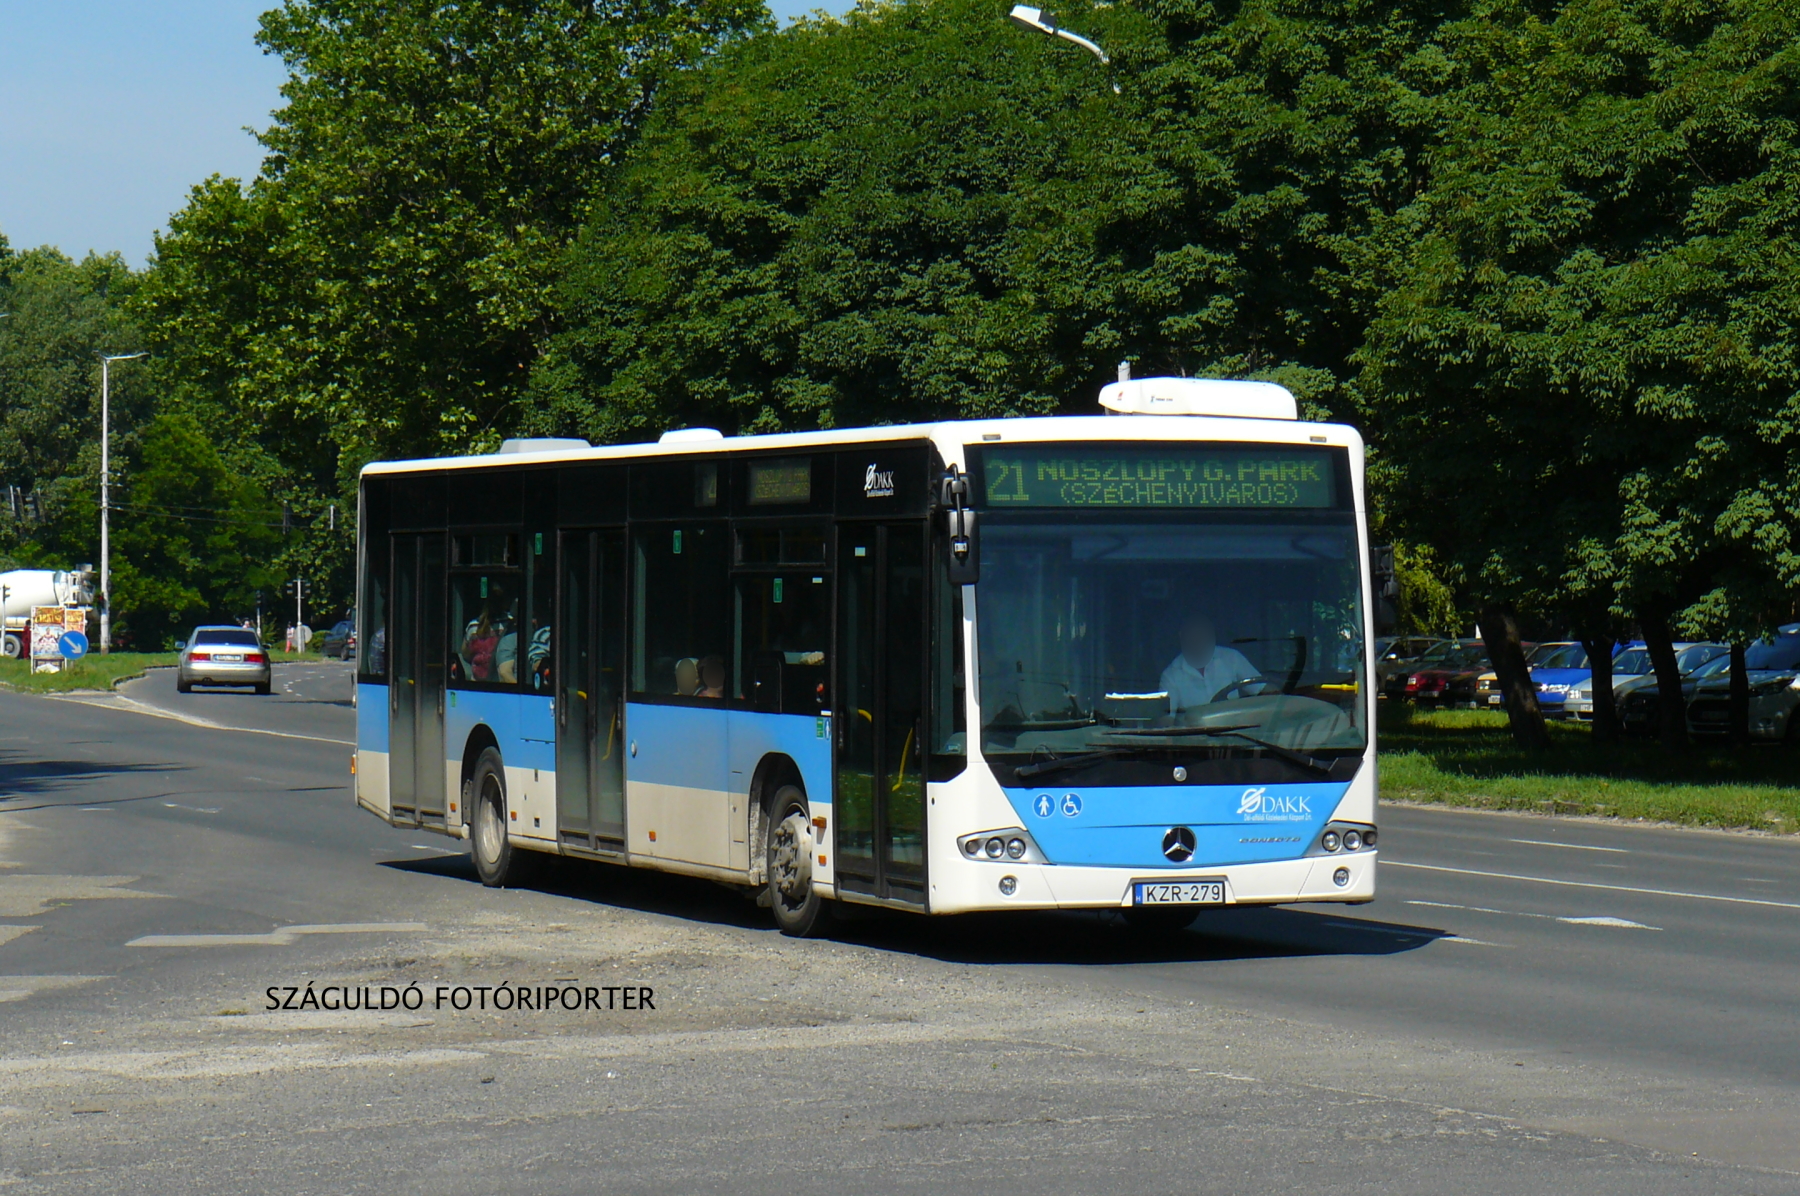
[
  {"left": 1321, "top": 830, "right": 1341, "bottom": 852},
  {"left": 957, "top": 828, "right": 1043, "bottom": 864},
  {"left": 1342, "top": 830, "right": 1362, "bottom": 851},
  {"left": 999, "top": 875, "right": 1019, "bottom": 896}
]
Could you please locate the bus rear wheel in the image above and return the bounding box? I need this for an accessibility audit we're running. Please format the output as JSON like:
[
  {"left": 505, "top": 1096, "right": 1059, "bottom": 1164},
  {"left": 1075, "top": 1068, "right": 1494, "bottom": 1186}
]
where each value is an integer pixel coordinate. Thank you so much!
[
  {"left": 767, "top": 784, "right": 831, "bottom": 937},
  {"left": 470, "top": 747, "right": 522, "bottom": 888}
]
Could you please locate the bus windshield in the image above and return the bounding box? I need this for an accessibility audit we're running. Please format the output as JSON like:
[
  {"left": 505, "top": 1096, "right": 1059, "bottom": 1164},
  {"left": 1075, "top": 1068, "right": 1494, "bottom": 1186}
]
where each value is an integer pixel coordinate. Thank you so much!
[{"left": 974, "top": 515, "right": 1366, "bottom": 775}]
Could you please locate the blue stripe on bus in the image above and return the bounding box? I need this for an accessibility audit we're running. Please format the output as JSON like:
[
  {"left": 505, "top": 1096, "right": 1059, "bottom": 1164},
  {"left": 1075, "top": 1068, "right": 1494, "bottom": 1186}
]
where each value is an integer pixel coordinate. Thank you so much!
[
  {"left": 1001, "top": 782, "right": 1351, "bottom": 869},
  {"left": 356, "top": 684, "right": 388, "bottom": 753},
  {"left": 447, "top": 689, "right": 556, "bottom": 773},
  {"left": 624, "top": 702, "right": 834, "bottom": 808}
]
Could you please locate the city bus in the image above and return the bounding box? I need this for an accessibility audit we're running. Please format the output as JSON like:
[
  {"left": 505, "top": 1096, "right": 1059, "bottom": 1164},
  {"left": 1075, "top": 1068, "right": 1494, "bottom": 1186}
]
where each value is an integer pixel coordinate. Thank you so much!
[{"left": 352, "top": 375, "right": 1377, "bottom": 935}]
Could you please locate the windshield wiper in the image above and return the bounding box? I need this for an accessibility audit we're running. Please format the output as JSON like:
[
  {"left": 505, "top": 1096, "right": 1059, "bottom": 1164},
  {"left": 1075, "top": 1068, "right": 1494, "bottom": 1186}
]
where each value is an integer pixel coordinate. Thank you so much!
[
  {"left": 1100, "top": 724, "right": 1340, "bottom": 777},
  {"left": 1013, "top": 746, "right": 1143, "bottom": 782}
]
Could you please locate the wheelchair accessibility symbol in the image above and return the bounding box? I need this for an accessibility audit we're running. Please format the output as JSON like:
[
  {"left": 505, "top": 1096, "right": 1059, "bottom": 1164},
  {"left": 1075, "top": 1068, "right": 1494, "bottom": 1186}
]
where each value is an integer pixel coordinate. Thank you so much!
[
  {"left": 1061, "top": 793, "right": 1083, "bottom": 818},
  {"left": 1033, "top": 793, "right": 1055, "bottom": 819}
]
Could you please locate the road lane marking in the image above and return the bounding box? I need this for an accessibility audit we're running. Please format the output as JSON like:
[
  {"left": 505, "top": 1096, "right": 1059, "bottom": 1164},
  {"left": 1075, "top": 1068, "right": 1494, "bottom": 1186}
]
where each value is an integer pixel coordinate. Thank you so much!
[
  {"left": 0, "top": 975, "right": 111, "bottom": 1003},
  {"left": 1509, "top": 838, "right": 1627, "bottom": 854},
  {"left": 1387, "top": 861, "right": 1800, "bottom": 911},
  {"left": 1440, "top": 935, "right": 1503, "bottom": 946},
  {"left": 1405, "top": 900, "right": 1660, "bottom": 930},
  {"left": 126, "top": 921, "right": 427, "bottom": 948},
  {"left": 162, "top": 802, "right": 221, "bottom": 815},
  {"left": 48, "top": 693, "right": 352, "bottom": 746}
]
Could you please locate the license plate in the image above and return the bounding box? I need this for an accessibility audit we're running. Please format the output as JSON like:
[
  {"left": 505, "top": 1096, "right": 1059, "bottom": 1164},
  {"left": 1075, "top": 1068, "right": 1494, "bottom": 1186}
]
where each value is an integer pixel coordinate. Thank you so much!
[
  {"left": 1133, "top": 880, "right": 1226, "bottom": 906},
  {"left": 217, "top": 654, "right": 243, "bottom": 662},
  {"left": 1487, "top": 694, "right": 1501, "bottom": 705},
  {"left": 1695, "top": 709, "right": 1727, "bottom": 722}
]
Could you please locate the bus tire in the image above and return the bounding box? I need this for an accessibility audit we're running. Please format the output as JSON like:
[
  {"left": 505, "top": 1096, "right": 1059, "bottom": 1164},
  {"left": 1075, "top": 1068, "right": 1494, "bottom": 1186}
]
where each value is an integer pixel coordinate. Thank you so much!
[
  {"left": 470, "top": 747, "right": 522, "bottom": 888},
  {"left": 766, "top": 783, "right": 831, "bottom": 937},
  {"left": 1122, "top": 905, "right": 1201, "bottom": 933},
  {"left": 1, "top": 632, "right": 20, "bottom": 659}
]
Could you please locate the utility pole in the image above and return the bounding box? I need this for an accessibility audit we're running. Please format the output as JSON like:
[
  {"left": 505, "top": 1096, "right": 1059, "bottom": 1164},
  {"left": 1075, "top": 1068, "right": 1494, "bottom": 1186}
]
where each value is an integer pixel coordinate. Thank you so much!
[
  {"left": 287, "top": 577, "right": 307, "bottom": 652},
  {"left": 98, "top": 352, "right": 148, "bottom": 653}
]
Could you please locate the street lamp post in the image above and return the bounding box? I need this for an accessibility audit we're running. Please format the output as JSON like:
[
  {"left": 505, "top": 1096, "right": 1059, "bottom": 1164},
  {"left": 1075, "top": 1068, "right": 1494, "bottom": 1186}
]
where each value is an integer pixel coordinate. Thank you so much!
[
  {"left": 1008, "top": 5, "right": 1119, "bottom": 89},
  {"left": 99, "top": 352, "right": 148, "bottom": 654}
]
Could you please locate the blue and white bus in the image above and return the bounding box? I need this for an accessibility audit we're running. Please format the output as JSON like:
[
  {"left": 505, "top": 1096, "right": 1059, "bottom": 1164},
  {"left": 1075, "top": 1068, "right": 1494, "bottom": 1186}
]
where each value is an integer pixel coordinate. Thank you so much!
[{"left": 353, "top": 376, "right": 1377, "bottom": 935}]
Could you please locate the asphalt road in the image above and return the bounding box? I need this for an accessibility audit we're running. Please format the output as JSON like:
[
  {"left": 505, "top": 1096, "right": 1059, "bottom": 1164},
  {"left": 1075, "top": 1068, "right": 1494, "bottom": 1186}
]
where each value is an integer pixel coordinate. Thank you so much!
[{"left": 2, "top": 665, "right": 1798, "bottom": 1193}]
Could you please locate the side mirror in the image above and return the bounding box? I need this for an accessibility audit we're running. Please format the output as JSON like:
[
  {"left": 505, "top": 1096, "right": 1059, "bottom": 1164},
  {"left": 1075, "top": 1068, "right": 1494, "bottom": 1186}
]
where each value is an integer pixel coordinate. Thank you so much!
[
  {"left": 941, "top": 468, "right": 980, "bottom": 586},
  {"left": 174, "top": 641, "right": 187, "bottom": 651}
]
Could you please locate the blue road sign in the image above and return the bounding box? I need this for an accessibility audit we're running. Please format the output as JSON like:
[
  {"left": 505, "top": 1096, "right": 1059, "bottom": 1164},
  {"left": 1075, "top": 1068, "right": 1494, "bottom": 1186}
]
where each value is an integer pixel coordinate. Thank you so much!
[{"left": 57, "top": 630, "right": 89, "bottom": 660}]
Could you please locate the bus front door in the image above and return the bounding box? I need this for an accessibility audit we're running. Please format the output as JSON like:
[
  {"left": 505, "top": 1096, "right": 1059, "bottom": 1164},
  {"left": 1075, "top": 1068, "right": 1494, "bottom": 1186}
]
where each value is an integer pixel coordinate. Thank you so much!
[
  {"left": 389, "top": 532, "right": 448, "bottom": 828},
  {"left": 835, "top": 522, "right": 927, "bottom": 906},
  {"left": 557, "top": 529, "right": 627, "bottom": 850}
]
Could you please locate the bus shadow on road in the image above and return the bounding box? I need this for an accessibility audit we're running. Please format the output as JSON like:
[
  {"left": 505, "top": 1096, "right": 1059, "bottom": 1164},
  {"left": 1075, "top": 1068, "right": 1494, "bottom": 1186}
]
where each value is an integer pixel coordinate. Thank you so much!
[
  {"left": 834, "top": 905, "right": 1448, "bottom": 966},
  {"left": 378, "top": 851, "right": 1446, "bottom": 962},
  {"left": 379, "top": 852, "right": 777, "bottom": 932}
]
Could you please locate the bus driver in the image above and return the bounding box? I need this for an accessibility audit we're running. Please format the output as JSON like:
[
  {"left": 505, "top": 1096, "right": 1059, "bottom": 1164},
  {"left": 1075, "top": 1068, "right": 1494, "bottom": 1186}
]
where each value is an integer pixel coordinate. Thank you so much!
[{"left": 1160, "top": 612, "right": 1264, "bottom": 713}]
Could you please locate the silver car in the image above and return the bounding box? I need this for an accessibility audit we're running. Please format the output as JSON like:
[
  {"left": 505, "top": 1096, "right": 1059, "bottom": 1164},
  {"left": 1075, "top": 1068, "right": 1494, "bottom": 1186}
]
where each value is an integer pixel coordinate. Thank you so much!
[{"left": 177, "top": 625, "right": 272, "bottom": 694}]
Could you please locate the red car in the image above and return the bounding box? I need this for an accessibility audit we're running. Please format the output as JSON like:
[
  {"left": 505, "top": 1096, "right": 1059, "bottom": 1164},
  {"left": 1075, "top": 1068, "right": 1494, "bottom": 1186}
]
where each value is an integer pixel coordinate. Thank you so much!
[{"left": 1404, "top": 642, "right": 1491, "bottom": 706}]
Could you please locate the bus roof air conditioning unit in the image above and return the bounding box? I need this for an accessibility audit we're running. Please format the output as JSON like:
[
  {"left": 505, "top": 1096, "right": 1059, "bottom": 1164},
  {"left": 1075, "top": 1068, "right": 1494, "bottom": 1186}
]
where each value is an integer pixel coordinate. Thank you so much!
[
  {"left": 497, "top": 437, "right": 591, "bottom": 454},
  {"left": 1099, "top": 377, "right": 1297, "bottom": 420},
  {"left": 659, "top": 428, "right": 726, "bottom": 444}
]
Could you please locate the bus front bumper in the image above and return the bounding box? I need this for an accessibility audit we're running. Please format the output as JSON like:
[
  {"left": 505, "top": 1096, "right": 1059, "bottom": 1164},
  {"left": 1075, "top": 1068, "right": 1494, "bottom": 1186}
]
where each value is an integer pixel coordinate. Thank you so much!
[{"left": 925, "top": 852, "right": 1377, "bottom": 915}]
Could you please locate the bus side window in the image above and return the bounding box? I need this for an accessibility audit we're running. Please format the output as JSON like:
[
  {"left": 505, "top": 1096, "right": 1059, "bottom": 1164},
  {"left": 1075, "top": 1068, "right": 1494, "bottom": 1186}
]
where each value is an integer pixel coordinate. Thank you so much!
[{"left": 631, "top": 524, "right": 730, "bottom": 699}]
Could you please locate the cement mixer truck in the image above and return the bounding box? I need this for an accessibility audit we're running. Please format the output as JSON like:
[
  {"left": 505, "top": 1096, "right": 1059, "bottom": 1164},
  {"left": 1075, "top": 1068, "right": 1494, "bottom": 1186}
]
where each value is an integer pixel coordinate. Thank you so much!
[{"left": 1, "top": 568, "right": 95, "bottom": 658}]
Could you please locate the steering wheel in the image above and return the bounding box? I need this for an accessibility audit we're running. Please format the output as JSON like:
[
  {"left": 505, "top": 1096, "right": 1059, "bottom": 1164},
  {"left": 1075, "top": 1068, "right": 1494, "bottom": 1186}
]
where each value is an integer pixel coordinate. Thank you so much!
[{"left": 1208, "top": 676, "right": 1269, "bottom": 703}]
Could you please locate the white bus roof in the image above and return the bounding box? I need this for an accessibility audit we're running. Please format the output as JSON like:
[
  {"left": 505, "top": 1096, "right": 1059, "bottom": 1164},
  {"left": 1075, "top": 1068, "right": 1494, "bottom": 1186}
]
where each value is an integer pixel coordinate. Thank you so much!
[{"left": 360, "top": 413, "right": 1364, "bottom": 477}]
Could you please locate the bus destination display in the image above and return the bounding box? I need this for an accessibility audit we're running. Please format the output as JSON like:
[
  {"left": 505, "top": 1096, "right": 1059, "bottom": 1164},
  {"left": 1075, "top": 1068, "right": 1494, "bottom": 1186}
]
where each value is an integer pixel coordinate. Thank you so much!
[{"left": 981, "top": 446, "right": 1336, "bottom": 509}]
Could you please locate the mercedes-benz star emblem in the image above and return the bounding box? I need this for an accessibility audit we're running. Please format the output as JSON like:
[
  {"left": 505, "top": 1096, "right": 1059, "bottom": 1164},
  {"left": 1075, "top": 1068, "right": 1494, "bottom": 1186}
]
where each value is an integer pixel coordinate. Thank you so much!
[{"left": 1162, "top": 826, "right": 1196, "bottom": 863}]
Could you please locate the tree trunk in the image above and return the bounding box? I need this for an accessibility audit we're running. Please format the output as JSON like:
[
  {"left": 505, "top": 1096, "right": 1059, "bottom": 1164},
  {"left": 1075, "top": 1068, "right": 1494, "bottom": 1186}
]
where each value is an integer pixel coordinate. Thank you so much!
[
  {"left": 1481, "top": 601, "right": 1550, "bottom": 751},
  {"left": 1581, "top": 632, "right": 1619, "bottom": 744},
  {"left": 1640, "top": 611, "right": 1687, "bottom": 752},
  {"left": 1729, "top": 642, "right": 1750, "bottom": 749}
]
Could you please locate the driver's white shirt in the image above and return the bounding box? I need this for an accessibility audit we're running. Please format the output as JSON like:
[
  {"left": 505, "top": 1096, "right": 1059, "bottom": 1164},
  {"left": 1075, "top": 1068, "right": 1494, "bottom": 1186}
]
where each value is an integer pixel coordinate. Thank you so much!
[{"left": 1160, "top": 647, "right": 1264, "bottom": 712}]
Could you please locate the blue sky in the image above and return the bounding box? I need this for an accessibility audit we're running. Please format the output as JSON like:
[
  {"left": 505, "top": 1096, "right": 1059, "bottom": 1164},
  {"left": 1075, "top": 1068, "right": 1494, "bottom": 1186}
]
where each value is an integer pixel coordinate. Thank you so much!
[{"left": 0, "top": 0, "right": 850, "bottom": 268}]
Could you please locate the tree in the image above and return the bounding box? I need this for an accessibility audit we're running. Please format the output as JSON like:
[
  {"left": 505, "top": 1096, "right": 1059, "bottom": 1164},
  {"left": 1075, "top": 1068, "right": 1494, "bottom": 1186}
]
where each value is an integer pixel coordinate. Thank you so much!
[
  {"left": 1358, "top": 0, "right": 1800, "bottom": 750},
  {"left": 137, "top": 0, "right": 767, "bottom": 488},
  {"left": 108, "top": 411, "right": 284, "bottom": 649},
  {"left": 534, "top": 0, "right": 1457, "bottom": 439},
  {"left": 0, "top": 244, "right": 147, "bottom": 571}
]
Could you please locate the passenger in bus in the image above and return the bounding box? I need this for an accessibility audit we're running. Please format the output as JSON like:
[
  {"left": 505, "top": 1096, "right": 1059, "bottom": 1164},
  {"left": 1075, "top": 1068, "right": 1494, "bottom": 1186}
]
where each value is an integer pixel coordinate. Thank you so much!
[
  {"left": 674, "top": 657, "right": 701, "bottom": 696},
  {"left": 463, "top": 613, "right": 500, "bottom": 682},
  {"left": 495, "top": 602, "right": 521, "bottom": 684},
  {"left": 1160, "top": 612, "right": 1264, "bottom": 711},
  {"left": 527, "top": 625, "right": 552, "bottom": 690},
  {"left": 698, "top": 655, "right": 726, "bottom": 699}
]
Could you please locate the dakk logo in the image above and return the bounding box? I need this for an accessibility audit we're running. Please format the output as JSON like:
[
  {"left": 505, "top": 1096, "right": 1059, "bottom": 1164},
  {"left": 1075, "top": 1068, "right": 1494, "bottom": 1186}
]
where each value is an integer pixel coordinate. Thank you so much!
[
  {"left": 1236, "top": 787, "right": 1313, "bottom": 823},
  {"left": 863, "top": 463, "right": 896, "bottom": 498}
]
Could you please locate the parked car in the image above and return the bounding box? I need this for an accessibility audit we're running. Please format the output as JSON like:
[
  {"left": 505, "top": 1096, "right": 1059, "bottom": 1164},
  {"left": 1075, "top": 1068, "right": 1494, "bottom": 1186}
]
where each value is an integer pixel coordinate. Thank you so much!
[
  {"left": 320, "top": 619, "right": 357, "bottom": 660},
  {"left": 1617, "top": 651, "right": 1732, "bottom": 734},
  {"left": 1477, "top": 641, "right": 1572, "bottom": 710},
  {"left": 1685, "top": 624, "right": 1800, "bottom": 742},
  {"left": 1570, "top": 642, "right": 1725, "bottom": 721},
  {"left": 1385, "top": 638, "right": 1475, "bottom": 702},
  {"left": 177, "top": 625, "right": 272, "bottom": 694},
  {"left": 1528, "top": 642, "right": 1611, "bottom": 719},
  {"left": 1375, "top": 636, "right": 1448, "bottom": 696},
  {"left": 1404, "top": 642, "right": 1493, "bottom": 706}
]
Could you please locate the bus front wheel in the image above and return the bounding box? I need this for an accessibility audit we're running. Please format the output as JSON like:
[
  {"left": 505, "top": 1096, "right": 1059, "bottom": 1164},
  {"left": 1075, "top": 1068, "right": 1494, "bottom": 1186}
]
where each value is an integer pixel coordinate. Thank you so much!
[
  {"left": 766, "top": 784, "right": 831, "bottom": 937},
  {"left": 470, "top": 747, "right": 521, "bottom": 888}
]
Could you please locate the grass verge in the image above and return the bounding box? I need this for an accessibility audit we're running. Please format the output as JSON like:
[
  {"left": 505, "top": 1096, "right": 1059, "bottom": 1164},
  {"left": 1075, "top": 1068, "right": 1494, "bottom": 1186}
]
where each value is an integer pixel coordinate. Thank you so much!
[
  {"left": 1379, "top": 704, "right": 1800, "bottom": 835},
  {"left": 0, "top": 652, "right": 179, "bottom": 693}
]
